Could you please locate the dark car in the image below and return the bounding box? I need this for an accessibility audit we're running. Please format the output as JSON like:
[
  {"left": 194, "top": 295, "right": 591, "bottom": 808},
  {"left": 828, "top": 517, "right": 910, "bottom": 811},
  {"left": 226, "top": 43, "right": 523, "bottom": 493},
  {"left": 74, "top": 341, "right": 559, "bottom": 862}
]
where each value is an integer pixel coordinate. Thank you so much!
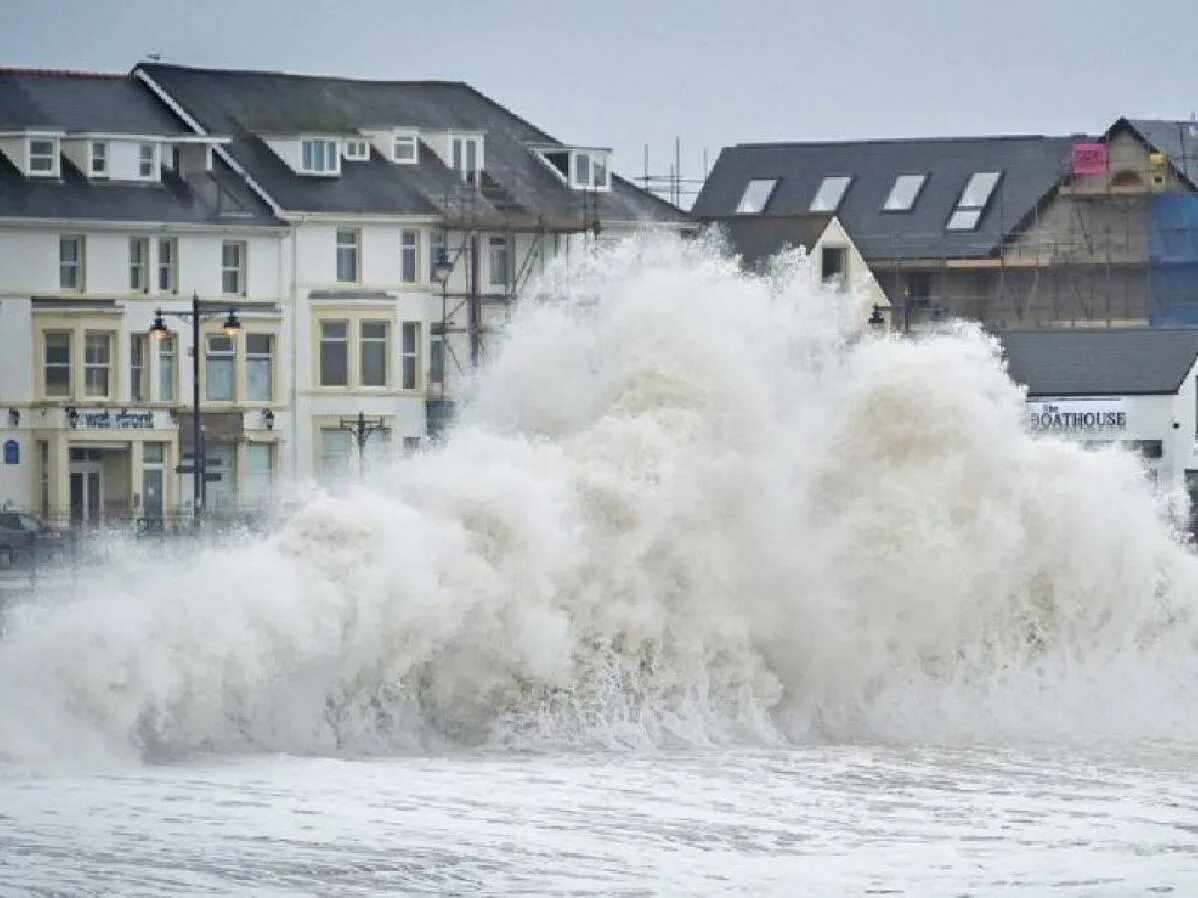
[{"left": 0, "top": 512, "right": 63, "bottom": 570}]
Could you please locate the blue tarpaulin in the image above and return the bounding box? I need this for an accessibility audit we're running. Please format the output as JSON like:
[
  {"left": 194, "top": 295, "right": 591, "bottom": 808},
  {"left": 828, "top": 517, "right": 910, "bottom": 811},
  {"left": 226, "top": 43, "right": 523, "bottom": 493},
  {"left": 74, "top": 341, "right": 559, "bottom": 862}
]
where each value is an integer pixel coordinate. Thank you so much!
[{"left": 1148, "top": 194, "right": 1198, "bottom": 325}]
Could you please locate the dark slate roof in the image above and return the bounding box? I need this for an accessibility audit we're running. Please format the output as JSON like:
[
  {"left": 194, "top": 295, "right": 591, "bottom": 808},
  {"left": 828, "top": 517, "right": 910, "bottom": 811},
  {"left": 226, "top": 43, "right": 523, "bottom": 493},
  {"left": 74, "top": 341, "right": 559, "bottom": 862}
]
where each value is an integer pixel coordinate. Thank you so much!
[
  {"left": 0, "top": 70, "right": 192, "bottom": 135},
  {"left": 692, "top": 136, "right": 1075, "bottom": 261},
  {"left": 999, "top": 327, "right": 1198, "bottom": 396},
  {"left": 1116, "top": 118, "right": 1198, "bottom": 187},
  {"left": 702, "top": 213, "right": 833, "bottom": 270},
  {"left": 137, "top": 63, "right": 689, "bottom": 228}
]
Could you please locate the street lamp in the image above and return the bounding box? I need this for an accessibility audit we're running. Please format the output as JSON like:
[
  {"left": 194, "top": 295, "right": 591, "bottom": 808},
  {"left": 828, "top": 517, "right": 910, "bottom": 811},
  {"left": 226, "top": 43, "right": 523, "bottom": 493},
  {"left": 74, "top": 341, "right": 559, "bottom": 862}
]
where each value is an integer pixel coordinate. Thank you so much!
[
  {"left": 149, "top": 292, "right": 244, "bottom": 528},
  {"left": 869, "top": 299, "right": 945, "bottom": 335}
]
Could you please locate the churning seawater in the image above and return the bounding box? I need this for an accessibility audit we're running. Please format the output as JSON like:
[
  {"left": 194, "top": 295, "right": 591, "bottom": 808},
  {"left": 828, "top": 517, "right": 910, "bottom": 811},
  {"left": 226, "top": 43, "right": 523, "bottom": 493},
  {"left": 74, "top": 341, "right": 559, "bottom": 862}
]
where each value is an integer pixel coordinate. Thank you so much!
[{"left": 2, "top": 234, "right": 1197, "bottom": 895}]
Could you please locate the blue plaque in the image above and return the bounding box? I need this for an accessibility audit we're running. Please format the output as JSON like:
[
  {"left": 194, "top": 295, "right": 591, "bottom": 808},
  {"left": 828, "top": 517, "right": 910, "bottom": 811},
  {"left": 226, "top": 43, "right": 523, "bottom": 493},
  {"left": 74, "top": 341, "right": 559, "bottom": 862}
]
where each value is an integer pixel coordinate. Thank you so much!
[{"left": 3, "top": 439, "right": 17, "bottom": 465}]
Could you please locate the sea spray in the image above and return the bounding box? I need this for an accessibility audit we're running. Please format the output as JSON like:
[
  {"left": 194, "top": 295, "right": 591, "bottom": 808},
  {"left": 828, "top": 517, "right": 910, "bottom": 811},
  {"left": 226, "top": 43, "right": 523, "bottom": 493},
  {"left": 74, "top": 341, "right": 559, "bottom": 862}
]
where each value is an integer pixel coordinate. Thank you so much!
[{"left": 1, "top": 232, "right": 1196, "bottom": 762}]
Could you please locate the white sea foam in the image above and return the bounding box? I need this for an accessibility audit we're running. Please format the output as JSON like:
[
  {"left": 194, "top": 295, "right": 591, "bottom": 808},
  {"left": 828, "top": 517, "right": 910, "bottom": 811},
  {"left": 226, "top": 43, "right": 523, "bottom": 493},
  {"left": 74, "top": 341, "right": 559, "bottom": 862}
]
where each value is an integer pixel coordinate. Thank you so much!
[{"left": 1, "top": 232, "right": 1196, "bottom": 763}]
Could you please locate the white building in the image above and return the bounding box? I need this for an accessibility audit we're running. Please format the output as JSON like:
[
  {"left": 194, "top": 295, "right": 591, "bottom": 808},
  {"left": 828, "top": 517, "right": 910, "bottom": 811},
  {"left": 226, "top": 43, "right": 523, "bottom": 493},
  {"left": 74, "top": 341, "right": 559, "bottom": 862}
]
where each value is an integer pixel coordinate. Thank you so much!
[
  {"left": 1001, "top": 328, "right": 1198, "bottom": 505},
  {"left": 0, "top": 70, "right": 288, "bottom": 527},
  {"left": 0, "top": 65, "right": 690, "bottom": 527}
]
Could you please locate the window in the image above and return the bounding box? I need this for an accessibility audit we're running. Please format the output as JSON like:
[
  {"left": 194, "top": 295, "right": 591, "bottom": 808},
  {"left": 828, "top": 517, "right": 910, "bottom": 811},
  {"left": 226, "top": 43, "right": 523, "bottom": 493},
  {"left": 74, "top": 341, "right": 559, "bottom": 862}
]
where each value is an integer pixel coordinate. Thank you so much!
[
  {"left": 129, "top": 237, "right": 149, "bottom": 292},
  {"left": 400, "top": 229, "right": 419, "bottom": 283},
  {"left": 59, "top": 235, "right": 83, "bottom": 290},
  {"left": 143, "top": 442, "right": 166, "bottom": 521},
  {"left": 222, "top": 240, "right": 246, "bottom": 295},
  {"left": 883, "top": 174, "right": 926, "bottom": 212},
  {"left": 320, "top": 427, "right": 353, "bottom": 482},
  {"left": 336, "top": 228, "right": 360, "bottom": 283},
  {"left": 90, "top": 141, "right": 107, "bottom": 177},
  {"left": 301, "top": 138, "right": 339, "bottom": 174},
  {"left": 947, "top": 171, "right": 1001, "bottom": 231},
  {"left": 392, "top": 134, "right": 418, "bottom": 163},
  {"left": 907, "top": 271, "right": 932, "bottom": 300},
  {"left": 246, "top": 333, "right": 274, "bottom": 402},
  {"left": 44, "top": 332, "right": 71, "bottom": 397},
  {"left": 138, "top": 142, "right": 156, "bottom": 178},
  {"left": 38, "top": 441, "right": 49, "bottom": 518},
  {"left": 401, "top": 322, "right": 419, "bottom": 390},
  {"left": 573, "top": 151, "right": 610, "bottom": 190},
  {"left": 84, "top": 332, "right": 111, "bottom": 398},
  {"left": 451, "top": 135, "right": 480, "bottom": 184},
  {"left": 810, "top": 176, "right": 852, "bottom": 212},
  {"left": 360, "top": 321, "right": 388, "bottom": 387},
  {"left": 821, "top": 246, "right": 847, "bottom": 288},
  {"left": 429, "top": 323, "right": 445, "bottom": 386},
  {"left": 130, "top": 333, "right": 148, "bottom": 402},
  {"left": 28, "top": 138, "right": 56, "bottom": 175},
  {"left": 429, "top": 231, "right": 446, "bottom": 283},
  {"left": 737, "top": 179, "right": 777, "bottom": 214},
  {"left": 488, "top": 236, "right": 510, "bottom": 288},
  {"left": 403, "top": 436, "right": 422, "bottom": 453},
  {"left": 157, "top": 238, "right": 177, "bottom": 293},
  {"left": 343, "top": 139, "right": 369, "bottom": 161},
  {"left": 244, "top": 443, "right": 274, "bottom": 501},
  {"left": 205, "top": 334, "right": 234, "bottom": 401},
  {"left": 158, "top": 333, "right": 175, "bottom": 402},
  {"left": 319, "top": 321, "right": 349, "bottom": 386}
]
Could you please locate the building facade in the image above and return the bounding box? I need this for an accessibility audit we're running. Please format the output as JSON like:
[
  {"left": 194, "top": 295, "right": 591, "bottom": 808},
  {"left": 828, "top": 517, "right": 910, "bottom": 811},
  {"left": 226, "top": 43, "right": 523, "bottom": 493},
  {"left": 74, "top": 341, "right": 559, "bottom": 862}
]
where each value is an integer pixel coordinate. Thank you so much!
[{"left": 0, "top": 64, "right": 689, "bottom": 526}]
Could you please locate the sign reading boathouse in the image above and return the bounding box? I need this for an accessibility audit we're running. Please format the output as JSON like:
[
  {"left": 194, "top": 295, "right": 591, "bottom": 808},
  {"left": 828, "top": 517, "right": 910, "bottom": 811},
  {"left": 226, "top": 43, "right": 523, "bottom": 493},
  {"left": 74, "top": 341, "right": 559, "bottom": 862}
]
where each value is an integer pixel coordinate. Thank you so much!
[{"left": 1027, "top": 399, "right": 1127, "bottom": 433}]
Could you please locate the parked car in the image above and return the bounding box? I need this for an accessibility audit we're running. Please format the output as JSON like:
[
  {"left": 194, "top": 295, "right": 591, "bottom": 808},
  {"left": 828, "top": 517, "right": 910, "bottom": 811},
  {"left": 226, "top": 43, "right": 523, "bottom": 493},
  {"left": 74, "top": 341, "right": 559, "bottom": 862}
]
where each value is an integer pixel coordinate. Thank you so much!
[{"left": 0, "top": 512, "right": 64, "bottom": 570}]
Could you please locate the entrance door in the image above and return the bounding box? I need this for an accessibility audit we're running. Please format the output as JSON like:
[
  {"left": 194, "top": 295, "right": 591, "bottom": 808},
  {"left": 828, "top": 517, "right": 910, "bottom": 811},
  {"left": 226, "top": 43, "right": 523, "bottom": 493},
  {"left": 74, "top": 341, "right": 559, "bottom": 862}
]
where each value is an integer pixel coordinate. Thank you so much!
[{"left": 69, "top": 463, "right": 103, "bottom": 525}]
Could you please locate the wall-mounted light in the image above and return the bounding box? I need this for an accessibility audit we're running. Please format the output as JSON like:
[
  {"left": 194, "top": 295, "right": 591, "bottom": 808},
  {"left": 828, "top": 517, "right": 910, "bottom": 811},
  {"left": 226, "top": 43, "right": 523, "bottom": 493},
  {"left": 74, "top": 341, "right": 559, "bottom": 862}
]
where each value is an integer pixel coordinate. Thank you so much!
[
  {"left": 431, "top": 247, "right": 453, "bottom": 285},
  {"left": 7, "top": 408, "right": 18, "bottom": 427},
  {"left": 149, "top": 310, "right": 169, "bottom": 340},
  {"left": 66, "top": 407, "right": 79, "bottom": 429},
  {"left": 261, "top": 408, "right": 275, "bottom": 431},
  {"left": 222, "top": 308, "right": 242, "bottom": 336}
]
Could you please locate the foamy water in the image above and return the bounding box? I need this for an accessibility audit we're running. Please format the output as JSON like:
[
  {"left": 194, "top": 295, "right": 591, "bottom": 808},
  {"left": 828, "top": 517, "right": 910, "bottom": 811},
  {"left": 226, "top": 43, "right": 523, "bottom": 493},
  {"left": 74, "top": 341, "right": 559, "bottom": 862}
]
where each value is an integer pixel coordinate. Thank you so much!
[{"left": 1, "top": 233, "right": 1197, "bottom": 893}]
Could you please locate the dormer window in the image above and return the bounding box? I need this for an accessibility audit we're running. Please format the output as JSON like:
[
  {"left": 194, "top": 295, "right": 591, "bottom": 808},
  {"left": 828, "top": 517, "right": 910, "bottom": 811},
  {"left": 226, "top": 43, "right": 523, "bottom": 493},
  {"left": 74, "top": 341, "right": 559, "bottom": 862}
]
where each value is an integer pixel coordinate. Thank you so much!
[
  {"left": 392, "top": 133, "right": 418, "bottom": 164},
  {"left": 301, "top": 138, "right": 340, "bottom": 175},
  {"left": 28, "top": 138, "right": 58, "bottom": 177},
  {"left": 573, "top": 151, "right": 611, "bottom": 191},
  {"left": 90, "top": 141, "right": 108, "bottom": 177},
  {"left": 344, "top": 139, "right": 369, "bottom": 161},
  {"left": 946, "top": 170, "right": 1001, "bottom": 231},
  {"left": 451, "top": 135, "right": 482, "bottom": 184}
]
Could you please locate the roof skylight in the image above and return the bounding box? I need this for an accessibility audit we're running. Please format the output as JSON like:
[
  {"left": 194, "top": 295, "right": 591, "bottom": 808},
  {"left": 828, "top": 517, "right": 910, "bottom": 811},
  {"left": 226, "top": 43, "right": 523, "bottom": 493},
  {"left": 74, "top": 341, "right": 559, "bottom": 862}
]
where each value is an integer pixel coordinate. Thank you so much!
[
  {"left": 809, "top": 176, "right": 852, "bottom": 212},
  {"left": 737, "top": 178, "right": 777, "bottom": 214},
  {"left": 883, "top": 174, "right": 926, "bottom": 212},
  {"left": 946, "top": 171, "right": 1001, "bottom": 230}
]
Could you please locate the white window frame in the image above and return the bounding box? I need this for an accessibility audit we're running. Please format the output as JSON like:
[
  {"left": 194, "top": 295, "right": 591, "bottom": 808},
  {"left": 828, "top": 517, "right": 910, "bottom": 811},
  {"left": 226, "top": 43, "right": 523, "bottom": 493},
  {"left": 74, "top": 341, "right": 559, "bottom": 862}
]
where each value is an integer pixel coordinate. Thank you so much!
[
  {"left": 428, "top": 324, "right": 445, "bottom": 386},
  {"left": 157, "top": 237, "right": 177, "bottom": 294},
  {"left": 90, "top": 141, "right": 108, "bottom": 177},
  {"left": 572, "top": 151, "right": 611, "bottom": 191},
  {"left": 300, "top": 137, "right": 340, "bottom": 175},
  {"left": 245, "top": 332, "right": 274, "bottom": 403},
  {"left": 222, "top": 240, "right": 246, "bottom": 296},
  {"left": 336, "top": 228, "right": 360, "bottom": 283},
  {"left": 129, "top": 237, "right": 149, "bottom": 293},
  {"left": 392, "top": 132, "right": 418, "bottom": 164},
  {"left": 130, "top": 333, "right": 148, "bottom": 403},
  {"left": 204, "top": 334, "right": 236, "bottom": 402},
  {"left": 401, "top": 321, "right": 420, "bottom": 390},
  {"left": 27, "top": 137, "right": 58, "bottom": 177},
  {"left": 59, "top": 235, "right": 84, "bottom": 291},
  {"left": 138, "top": 142, "right": 157, "bottom": 178},
  {"left": 343, "top": 139, "right": 369, "bottom": 161},
  {"left": 157, "top": 332, "right": 175, "bottom": 403},
  {"left": 44, "top": 331, "right": 72, "bottom": 398},
  {"left": 400, "top": 228, "right": 419, "bottom": 284},
  {"left": 488, "top": 235, "right": 510, "bottom": 288},
  {"left": 359, "top": 320, "right": 389, "bottom": 388},
  {"left": 319, "top": 320, "right": 349, "bottom": 387},
  {"left": 84, "top": 331, "right": 113, "bottom": 399},
  {"left": 451, "top": 135, "right": 482, "bottom": 184}
]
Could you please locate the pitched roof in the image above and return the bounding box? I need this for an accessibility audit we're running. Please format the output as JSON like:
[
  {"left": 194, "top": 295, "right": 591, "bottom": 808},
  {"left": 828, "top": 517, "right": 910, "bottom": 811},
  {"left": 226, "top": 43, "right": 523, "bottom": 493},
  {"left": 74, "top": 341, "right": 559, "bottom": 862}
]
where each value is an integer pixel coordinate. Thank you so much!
[
  {"left": 0, "top": 70, "right": 278, "bottom": 226},
  {"left": 703, "top": 213, "right": 833, "bottom": 270},
  {"left": 692, "top": 136, "right": 1075, "bottom": 261},
  {"left": 137, "top": 63, "right": 688, "bottom": 227},
  {"left": 1115, "top": 118, "right": 1198, "bottom": 187},
  {"left": 0, "top": 69, "right": 192, "bottom": 135},
  {"left": 999, "top": 327, "right": 1198, "bottom": 396}
]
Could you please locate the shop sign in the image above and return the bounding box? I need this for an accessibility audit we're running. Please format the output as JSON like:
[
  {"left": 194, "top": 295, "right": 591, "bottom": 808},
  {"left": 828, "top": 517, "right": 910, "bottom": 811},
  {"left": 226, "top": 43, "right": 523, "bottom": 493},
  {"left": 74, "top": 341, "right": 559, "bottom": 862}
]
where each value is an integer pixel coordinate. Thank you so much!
[
  {"left": 1027, "top": 398, "right": 1126, "bottom": 433},
  {"left": 80, "top": 410, "right": 156, "bottom": 430},
  {"left": 3, "top": 439, "right": 17, "bottom": 465}
]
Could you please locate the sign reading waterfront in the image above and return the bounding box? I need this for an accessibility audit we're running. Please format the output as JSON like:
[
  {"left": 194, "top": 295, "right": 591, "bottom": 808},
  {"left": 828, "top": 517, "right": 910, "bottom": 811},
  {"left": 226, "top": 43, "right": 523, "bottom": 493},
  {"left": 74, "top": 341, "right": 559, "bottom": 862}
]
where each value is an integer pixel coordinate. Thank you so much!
[
  {"left": 80, "top": 410, "right": 156, "bottom": 430},
  {"left": 1027, "top": 399, "right": 1126, "bottom": 433}
]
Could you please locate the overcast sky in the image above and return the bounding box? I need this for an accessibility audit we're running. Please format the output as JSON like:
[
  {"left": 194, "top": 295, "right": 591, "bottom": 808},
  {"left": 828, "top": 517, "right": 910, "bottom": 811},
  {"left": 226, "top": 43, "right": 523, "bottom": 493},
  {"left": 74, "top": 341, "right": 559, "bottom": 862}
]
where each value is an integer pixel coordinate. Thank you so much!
[{"left": 7, "top": 0, "right": 1198, "bottom": 203}]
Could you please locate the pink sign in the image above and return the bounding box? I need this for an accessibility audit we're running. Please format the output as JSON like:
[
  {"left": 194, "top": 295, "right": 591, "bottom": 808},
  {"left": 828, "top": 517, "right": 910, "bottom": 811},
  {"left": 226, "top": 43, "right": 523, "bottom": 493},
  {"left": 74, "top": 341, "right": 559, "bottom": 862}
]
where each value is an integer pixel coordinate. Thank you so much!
[{"left": 1072, "top": 142, "right": 1108, "bottom": 176}]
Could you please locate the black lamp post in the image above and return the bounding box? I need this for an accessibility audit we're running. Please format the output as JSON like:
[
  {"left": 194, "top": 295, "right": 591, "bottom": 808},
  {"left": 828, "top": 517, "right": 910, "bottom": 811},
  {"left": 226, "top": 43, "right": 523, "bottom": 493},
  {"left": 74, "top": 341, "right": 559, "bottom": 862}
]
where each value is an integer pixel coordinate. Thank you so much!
[
  {"left": 869, "top": 299, "right": 945, "bottom": 335},
  {"left": 430, "top": 245, "right": 454, "bottom": 400},
  {"left": 150, "top": 292, "right": 241, "bottom": 527}
]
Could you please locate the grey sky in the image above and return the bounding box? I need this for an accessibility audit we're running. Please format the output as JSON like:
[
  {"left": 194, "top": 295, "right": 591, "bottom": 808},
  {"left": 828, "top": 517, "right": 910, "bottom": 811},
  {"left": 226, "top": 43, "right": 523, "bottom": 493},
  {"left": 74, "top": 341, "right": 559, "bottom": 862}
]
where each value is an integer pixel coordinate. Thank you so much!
[{"left": 7, "top": 0, "right": 1198, "bottom": 203}]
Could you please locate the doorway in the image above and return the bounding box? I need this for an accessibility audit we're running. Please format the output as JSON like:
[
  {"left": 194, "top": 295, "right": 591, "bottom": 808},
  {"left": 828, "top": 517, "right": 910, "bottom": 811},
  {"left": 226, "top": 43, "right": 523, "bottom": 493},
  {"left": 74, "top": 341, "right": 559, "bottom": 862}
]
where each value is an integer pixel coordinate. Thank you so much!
[{"left": 69, "top": 462, "right": 103, "bottom": 525}]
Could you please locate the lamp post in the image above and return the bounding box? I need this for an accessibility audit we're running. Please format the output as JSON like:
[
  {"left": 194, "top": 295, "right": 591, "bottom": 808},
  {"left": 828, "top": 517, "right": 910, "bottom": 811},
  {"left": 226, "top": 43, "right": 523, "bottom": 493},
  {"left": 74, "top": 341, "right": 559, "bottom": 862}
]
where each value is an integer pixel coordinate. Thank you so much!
[
  {"left": 430, "top": 245, "right": 454, "bottom": 401},
  {"left": 339, "top": 411, "right": 387, "bottom": 481},
  {"left": 150, "top": 292, "right": 242, "bottom": 527}
]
